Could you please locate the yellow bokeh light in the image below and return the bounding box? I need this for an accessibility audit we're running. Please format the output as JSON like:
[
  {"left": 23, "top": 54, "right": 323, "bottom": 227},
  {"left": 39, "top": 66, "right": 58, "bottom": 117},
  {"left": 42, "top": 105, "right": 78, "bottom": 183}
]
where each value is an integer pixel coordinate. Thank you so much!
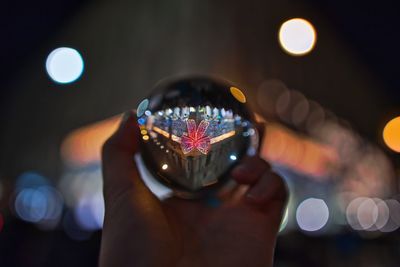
[
  {"left": 383, "top": 116, "right": 400, "bottom": 152},
  {"left": 142, "top": 135, "right": 149, "bottom": 141},
  {"left": 141, "top": 129, "right": 148, "bottom": 135},
  {"left": 230, "top": 86, "right": 246, "bottom": 103},
  {"left": 278, "top": 18, "right": 316, "bottom": 56}
]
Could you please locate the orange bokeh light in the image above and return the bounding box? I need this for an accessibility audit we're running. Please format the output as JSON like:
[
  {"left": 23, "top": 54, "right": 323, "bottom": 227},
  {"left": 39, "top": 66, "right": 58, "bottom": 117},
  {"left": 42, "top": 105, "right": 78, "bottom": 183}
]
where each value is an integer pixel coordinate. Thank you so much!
[
  {"left": 260, "top": 123, "right": 337, "bottom": 178},
  {"left": 383, "top": 116, "right": 400, "bottom": 153},
  {"left": 60, "top": 115, "right": 121, "bottom": 166},
  {"left": 61, "top": 112, "right": 338, "bottom": 180}
]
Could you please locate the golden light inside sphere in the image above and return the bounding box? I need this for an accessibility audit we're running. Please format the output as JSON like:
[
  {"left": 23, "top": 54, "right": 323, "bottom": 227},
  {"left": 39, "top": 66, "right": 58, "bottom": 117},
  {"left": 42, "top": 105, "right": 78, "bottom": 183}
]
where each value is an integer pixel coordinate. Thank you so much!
[{"left": 230, "top": 86, "right": 246, "bottom": 103}]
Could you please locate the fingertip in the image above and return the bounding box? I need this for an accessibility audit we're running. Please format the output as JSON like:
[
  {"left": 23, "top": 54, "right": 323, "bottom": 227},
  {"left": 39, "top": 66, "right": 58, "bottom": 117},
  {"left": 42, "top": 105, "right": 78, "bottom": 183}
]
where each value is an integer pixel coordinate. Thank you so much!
[
  {"left": 120, "top": 110, "right": 135, "bottom": 125},
  {"left": 119, "top": 110, "right": 139, "bottom": 134},
  {"left": 102, "top": 111, "right": 140, "bottom": 155}
]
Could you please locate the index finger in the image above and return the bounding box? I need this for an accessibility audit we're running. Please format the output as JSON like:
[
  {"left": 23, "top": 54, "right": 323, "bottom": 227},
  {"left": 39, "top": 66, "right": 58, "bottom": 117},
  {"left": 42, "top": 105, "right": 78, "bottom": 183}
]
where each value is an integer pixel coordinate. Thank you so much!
[{"left": 101, "top": 111, "right": 153, "bottom": 205}]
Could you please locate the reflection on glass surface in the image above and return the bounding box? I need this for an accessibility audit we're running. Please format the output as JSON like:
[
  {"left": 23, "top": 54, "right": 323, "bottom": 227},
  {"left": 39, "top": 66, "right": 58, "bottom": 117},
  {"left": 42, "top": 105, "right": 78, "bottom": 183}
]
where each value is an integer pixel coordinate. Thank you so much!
[{"left": 137, "top": 76, "right": 257, "bottom": 197}]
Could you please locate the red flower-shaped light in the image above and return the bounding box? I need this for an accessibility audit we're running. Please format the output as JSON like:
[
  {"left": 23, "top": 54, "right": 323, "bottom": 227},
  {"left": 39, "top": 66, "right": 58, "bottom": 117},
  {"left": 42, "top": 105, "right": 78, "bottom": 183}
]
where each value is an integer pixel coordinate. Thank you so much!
[{"left": 181, "top": 119, "right": 211, "bottom": 154}]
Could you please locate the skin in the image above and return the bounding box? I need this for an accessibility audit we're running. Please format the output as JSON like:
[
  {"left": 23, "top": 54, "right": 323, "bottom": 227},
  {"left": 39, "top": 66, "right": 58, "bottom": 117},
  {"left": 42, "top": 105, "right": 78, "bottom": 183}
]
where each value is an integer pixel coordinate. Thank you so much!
[{"left": 99, "top": 112, "right": 288, "bottom": 267}]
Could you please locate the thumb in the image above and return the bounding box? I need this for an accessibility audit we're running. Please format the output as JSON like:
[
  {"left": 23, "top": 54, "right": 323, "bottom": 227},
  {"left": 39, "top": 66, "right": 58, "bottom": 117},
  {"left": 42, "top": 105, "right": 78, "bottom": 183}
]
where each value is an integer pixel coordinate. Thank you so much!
[
  {"left": 101, "top": 111, "right": 156, "bottom": 209},
  {"left": 100, "top": 112, "right": 175, "bottom": 267}
]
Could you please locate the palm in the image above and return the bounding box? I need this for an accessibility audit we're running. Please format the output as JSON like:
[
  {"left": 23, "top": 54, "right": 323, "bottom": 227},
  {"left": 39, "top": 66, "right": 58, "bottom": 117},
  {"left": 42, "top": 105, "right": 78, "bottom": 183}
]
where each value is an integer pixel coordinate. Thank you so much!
[
  {"left": 100, "top": 114, "right": 286, "bottom": 267},
  {"left": 157, "top": 196, "right": 278, "bottom": 267}
]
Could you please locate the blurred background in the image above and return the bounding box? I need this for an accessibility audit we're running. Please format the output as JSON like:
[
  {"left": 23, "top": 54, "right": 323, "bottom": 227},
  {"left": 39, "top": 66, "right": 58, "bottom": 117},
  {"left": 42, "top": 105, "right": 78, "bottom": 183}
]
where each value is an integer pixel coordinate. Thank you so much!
[{"left": 1, "top": 0, "right": 400, "bottom": 266}]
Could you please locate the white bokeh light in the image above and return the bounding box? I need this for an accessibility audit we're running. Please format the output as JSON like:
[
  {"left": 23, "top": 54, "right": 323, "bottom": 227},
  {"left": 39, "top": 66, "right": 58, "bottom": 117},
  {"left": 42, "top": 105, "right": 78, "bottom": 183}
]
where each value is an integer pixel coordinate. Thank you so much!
[
  {"left": 381, "top": 199, "right": 400, "bottom": 232},
  {"left": 356, "top": 198, "right": 378, "bottom": 230},
  {"left": 46, "top": 47, "right": 84, "bottom": 84},
  {"left": 346, "top": 197, "right": 367, "bottom": 230},
  {"left": 74, "top": 193, "right": 104, "bottom": 231},
  {"left": 374, "top": 198, "right": 390, "bottom": 230},
  {"left": 346, "top": 197, "right": 391, "bottom": 231},
  {"left": 279, "top": 18, "right": 316, "bottom": 56},
  {"left": 296, "top": 198, "right": 329, "bottom": 232}
]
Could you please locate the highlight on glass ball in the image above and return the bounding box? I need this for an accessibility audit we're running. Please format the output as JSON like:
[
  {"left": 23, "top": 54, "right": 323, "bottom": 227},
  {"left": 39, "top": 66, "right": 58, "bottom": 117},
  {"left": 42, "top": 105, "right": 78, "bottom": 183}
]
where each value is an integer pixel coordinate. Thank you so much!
[{"left": 136, "top": 76, "right": 258, "bottom": 198}]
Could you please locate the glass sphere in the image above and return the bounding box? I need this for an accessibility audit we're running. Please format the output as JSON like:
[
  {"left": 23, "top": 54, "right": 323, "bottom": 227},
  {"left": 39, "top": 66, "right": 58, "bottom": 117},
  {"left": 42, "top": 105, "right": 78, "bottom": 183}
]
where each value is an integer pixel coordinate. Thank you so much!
[{"left": 137, "top": 75, "right": 258, "bottom": 198}]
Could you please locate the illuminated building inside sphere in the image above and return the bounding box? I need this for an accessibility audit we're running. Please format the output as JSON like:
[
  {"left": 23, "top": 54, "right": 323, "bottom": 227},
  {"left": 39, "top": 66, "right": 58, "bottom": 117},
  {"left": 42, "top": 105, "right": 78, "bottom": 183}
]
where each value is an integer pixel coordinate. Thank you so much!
[{"left": 137, "top": 76, "right": 256, "bottom": 196}]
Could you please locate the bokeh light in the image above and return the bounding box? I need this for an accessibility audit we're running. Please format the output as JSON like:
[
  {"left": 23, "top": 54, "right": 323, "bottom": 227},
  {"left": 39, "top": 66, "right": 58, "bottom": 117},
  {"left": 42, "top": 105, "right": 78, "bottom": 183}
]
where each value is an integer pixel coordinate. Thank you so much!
[
  {"left": 346, "top": 197, "right": 393, "bottom": 231},
  {"left": 260, "top": 123, "right": 337, "bottom": 178},
  {"left": 59, "top": 168, "right": 103, "bottom": 211},
  {"left": 16, "top": 171, "right": 49, "bottom": 191},
  {"left": 296, "top": 198, "right": 329, "bottom": 232},
  {"left": 14, "top": 171, "right": 58, "bottom": 224},
  {"left": 356, "top": 198, "right": 378, "bottom": 230},
  {"left": 275, "top": 90, "right": 291, "bottom": 120},
  {"left": 305, "top": 101, "right": 325, "bottom": 134},
  {"left": 374, "top": 198, "right": 390, "bottom": 230},
  {"left": 74, "top": 193, "right": 104, "bottom": 230},
  {"left": 346, "top": 197, "right": 367, "bottom": 230},
  {"left": 15, "top": 188, "right": 48, "bottom": 223},
  {"left": 59, "top": 167, "right": 104, "bottom": 232},
  {"left": 291, "top": 98, "right": 309, "bottom": 126},
  {"left": 383, "top": 116, "right": 400, "bottom": 152},
  {"left": 256, "top": 79, "right": 289, "bottom": 117},
  {"left": 14, "top": 185, "right": 63, "bottom": 227},
  {"left": 61, "top": 115, "right": 121, "bottom": 167},
  {"left": 46, "top": 47, "right": 84, "bottom": 84},
  {"left": 380, "top": 199, "right": 400, "bottom": 232},
  {"left": 278, "top": 18, "right": 316, "bottom": 56}
]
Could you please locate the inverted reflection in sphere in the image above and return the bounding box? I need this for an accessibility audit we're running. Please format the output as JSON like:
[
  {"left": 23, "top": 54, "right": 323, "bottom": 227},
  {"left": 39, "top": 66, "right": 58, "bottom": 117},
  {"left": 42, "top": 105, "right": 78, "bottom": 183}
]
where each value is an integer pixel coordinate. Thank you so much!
[{"left": 137, "top": 76, "right": 258, "bottom": 198}]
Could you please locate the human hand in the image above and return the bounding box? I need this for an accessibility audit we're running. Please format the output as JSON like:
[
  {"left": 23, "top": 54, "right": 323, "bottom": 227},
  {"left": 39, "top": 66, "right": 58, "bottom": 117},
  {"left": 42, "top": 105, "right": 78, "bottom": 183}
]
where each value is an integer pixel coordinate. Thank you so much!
[{"left": 99, "top": 112, "right": 288, "bottom": 267}]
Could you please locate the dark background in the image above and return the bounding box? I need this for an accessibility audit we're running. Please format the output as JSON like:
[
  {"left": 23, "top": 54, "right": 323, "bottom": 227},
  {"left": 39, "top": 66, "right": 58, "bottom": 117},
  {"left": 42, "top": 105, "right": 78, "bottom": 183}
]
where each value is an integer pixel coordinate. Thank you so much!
[{"left": 1, "top": 0, "right": 399, "bottom": 266}]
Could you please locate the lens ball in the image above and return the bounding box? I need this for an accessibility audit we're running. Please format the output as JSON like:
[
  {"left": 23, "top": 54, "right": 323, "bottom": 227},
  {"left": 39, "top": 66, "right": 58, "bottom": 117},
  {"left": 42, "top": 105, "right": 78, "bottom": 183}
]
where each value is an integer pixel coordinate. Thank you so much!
[{"left": 137, "top": 76, "right": 258, "bottom": 198}]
